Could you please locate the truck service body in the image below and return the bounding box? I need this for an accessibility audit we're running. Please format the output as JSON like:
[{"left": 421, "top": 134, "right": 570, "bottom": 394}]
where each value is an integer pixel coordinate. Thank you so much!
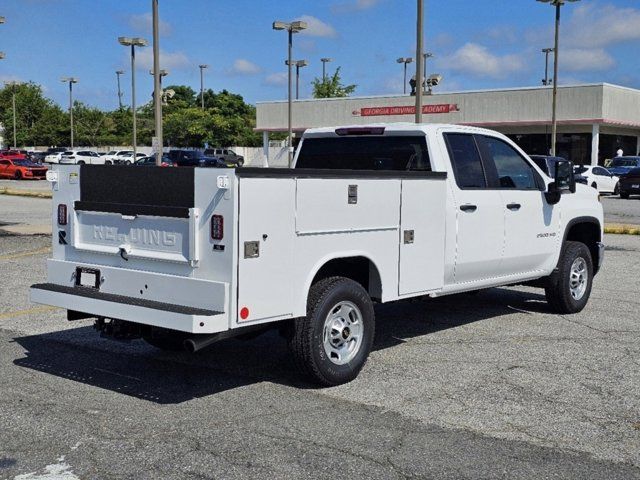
[{"left": 31, "top": 124, "right": 604, "bottom": 385}]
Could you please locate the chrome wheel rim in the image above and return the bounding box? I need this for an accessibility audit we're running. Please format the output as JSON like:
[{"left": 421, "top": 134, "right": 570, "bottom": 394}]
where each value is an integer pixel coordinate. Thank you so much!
[
  {"left": 323, "top": 301, "right": 363, "bottom": 366},
  {"left": 569, "top": 257, "right": 588, "bottom": 301}
]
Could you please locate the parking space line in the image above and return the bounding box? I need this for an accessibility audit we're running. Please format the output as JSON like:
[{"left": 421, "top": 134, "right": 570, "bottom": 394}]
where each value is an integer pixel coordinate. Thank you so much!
[
  {"left": 0, "top": 305, "right": 59, "bottom": 320},
  {"left": 0, "top": 247, "right": 51, "bottom": 261}
]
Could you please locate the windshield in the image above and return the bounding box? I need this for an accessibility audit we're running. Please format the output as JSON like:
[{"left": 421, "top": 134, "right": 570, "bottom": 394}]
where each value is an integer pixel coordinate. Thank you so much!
[
  {"left": 611, "top": 158, "right": 638, "bottom": 167},
  {"left": 13, "top": 160, "right": 41, "bottom": 167}
]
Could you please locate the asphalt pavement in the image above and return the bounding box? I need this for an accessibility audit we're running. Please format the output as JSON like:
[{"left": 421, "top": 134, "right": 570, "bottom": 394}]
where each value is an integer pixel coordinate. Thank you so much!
[{"left": 0, "top": 233, "right": 639, "bottom": 479}]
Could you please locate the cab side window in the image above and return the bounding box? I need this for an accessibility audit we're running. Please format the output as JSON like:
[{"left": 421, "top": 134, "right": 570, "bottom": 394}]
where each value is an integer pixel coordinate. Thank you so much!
[
  {"left": 443, "top": 133, "right": 487, "bottom": 188},
  {"left": 481, "top": 136, "right": 538, "bottom": 189}
]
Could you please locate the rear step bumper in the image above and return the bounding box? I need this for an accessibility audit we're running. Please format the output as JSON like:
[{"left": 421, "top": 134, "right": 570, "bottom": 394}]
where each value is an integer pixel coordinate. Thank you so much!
[{"left": 31, "top": 283, "right": 228, "bottom": 334}]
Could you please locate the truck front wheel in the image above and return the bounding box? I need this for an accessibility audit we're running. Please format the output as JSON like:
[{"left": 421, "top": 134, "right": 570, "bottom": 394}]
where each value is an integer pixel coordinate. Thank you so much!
[
  {"left": 289, "top": 276, "right": 375, "bottom": 386},
  {"left": 545, "top": 241, "right": 593, "bottom": 314}
]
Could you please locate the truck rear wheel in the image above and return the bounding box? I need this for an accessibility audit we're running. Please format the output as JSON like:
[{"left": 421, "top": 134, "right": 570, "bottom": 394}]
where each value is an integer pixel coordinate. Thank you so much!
[
  {"left": 545, "top": 241, "right": 593, "bottom": 314},
  {"left": 289, "top": 276, "right": 375, "bottom": 386}
]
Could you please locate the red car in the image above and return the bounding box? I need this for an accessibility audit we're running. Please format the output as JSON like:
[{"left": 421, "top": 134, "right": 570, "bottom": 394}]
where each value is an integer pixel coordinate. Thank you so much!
[
  {"left": 0, "top": 150, "right": 27, "bottom": 160},
  {"left": 0, "top": 158, "right": 48, "bottom": 179}
]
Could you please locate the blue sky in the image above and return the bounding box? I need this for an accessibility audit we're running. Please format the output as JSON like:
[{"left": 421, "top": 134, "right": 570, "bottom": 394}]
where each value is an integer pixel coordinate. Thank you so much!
[{"left": 2, "top": 0, "right": 640, "bottom": 110}]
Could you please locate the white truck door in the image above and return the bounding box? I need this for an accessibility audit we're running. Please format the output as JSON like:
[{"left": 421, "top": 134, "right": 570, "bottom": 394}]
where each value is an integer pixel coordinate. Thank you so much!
[
  {"left": 398, "top": 178, "right": 446, "bottom": 295},
  {"left": 443, "top": 133, "right": 505, "bottom": 284},
  {"left": 479, "top": 135, "right": 561, "bottom": 275},
  {"left": 237, "top": 176, "right": 295, "bottom": 323}
]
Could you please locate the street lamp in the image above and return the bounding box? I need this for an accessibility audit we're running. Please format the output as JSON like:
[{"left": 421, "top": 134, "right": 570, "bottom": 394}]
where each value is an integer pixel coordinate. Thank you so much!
[
  {"left": 397, "top": 57, "right": 413, "bottom": 94},
  {"left": 118, "top": 36, "right": 148, "bottom": 159},
  {"left": 0, "top": 16, "right": 5, "bottom": 24},
  {"left": 4, "top": 81, "right": 22, "bottom": 149},
  {"left": 60, "top": 77, "right": 78, "bottom": 148},
  {"left": 116, "top": 70, "right": 124, "bottom": 109},
  {"left": 273, "top": 19, "right": 307, "bottom": 167},
  {"left": 199, "top": 64, "right": 208, "bottom": 110},
  {"left": 320, "top": 57, "right": 332, "bottom": 81},
  {"left": 286, "top": 59, "right": 308, "bottom": 99},
  {"left": 541, "top": 48, "right": 554, "bottom": 86},
  {"left": 0, "top": 52, "right": 5, "bottom": 60},
  {"left": 537, "top": 0, "right": 581, "bottom": 156},
  {"left": 149, "top": 69, "right": 168, "bottom": 87}
]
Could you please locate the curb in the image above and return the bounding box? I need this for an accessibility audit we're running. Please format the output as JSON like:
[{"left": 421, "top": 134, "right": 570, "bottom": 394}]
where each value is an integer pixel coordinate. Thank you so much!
[{"left": 0, "top": 187, "right": 52, "bottom": 199}]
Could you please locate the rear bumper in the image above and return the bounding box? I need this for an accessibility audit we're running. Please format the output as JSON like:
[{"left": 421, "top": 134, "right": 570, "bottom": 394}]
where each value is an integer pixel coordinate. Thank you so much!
[{"left": 31, "top": 283, "right": 228, "bottom": 334}]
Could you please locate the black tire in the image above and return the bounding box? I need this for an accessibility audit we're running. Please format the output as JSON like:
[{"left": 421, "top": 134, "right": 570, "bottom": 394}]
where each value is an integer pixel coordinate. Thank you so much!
[
  {"left": 591, "top": 182, "right": 597, "bottom": 190},
  {"left": 125, "top": 160, "right": 132, "bottom": 165},
  {"left": 77, "top": 160, "right": 85, "bottom": 165},
  {"left": 237, "top": 159, "right": 244, "bottom": 167},
  {"left": 105, "top": 160, "right": 112, "bottom": 165},
  {"left": 620, "top": 191, "right": 629, "bottom": 199},
  {"left": 545, "top": 241, "right": 593, "bottom": 314},
  {"left": 613, "top": 182, "right": 620, "bottom": 195},
  {"left": 289, "top": 276, "right": 375, "bottom": 386},
  {"left": 14, "top": 170, "right": 23, "bottom": 180}
]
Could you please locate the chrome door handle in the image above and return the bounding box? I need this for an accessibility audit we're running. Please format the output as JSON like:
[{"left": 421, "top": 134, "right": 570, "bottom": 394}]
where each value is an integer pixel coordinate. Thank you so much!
[
  {"left": 506, "top": 203, "right": 521, "bottom": 211},
  {"left": 460, "top": 204, "right": 477, "bottom": 212}
]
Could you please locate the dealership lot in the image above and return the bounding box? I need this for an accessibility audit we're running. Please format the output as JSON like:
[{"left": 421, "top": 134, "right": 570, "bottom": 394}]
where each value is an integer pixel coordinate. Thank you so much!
[{"left": 0, "top": 221, "right": 639, "bottom": 477}]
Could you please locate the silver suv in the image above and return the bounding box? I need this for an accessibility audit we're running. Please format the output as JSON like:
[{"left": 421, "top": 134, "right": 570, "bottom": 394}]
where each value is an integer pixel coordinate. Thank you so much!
[{"left": 204, "top": 148, "right": 244, "bottom": 167}]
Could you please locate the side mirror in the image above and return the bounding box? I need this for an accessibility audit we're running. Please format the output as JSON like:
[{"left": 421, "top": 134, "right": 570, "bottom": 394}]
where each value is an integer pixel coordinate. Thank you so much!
[{"left": 546, "top": 160, "right": 576, "bottom": 204}]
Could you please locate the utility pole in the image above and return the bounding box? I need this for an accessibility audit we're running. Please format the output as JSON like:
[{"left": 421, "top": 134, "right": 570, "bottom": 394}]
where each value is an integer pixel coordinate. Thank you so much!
[
  {"left": 199, "top": 64, "right": 208, "bottom": 110},
  {"left": 60, "top": 78, "right": 78, "bottom": 148}
]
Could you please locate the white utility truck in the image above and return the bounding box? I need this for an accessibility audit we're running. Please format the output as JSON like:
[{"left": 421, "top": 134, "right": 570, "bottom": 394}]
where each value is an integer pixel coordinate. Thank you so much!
[{"left": 31, "top": 124, "right": 604, "bottom": 386}]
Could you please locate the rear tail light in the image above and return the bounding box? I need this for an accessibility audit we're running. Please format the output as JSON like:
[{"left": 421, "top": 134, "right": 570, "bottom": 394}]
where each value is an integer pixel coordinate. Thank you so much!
[
  {"left": 211, "top": 215, "right": 224, "bottom": 240},
  {"left": 57, "top": 204, "right": 68, "bottom": 225}
]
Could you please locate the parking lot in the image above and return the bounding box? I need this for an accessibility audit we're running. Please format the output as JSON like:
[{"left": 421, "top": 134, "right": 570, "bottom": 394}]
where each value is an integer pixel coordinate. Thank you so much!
[{"left": 0, "top": 188, "right": 639, "bottom": 479}]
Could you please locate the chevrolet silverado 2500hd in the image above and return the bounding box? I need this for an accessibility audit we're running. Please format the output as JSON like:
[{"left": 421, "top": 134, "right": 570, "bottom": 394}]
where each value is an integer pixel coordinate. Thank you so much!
[{"left": 31, "top": 124, "right": 604, "bottom": 386}]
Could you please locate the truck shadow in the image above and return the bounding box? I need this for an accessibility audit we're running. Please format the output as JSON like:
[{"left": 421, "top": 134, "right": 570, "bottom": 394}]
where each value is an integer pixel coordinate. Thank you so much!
[{"left": 12, "top": 287, "right": 549, "bottom": 404}]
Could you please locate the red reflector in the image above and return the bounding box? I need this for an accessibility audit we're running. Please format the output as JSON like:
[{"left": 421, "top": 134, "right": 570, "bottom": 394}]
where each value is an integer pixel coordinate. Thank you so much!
[
  {"left": 240, "top": 307, "right": 249, "bottom": 320},
  {"left": 211, "top": 215, "right": 224, "bottom": 240},
  {"left": 57, "top": 204, "right": 68, "bottom": 225}
]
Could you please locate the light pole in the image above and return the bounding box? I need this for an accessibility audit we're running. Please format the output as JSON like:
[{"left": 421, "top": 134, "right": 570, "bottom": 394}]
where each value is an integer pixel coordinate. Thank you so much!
[
  {"left": 286, "top": 59, "right": 308, "bottom": 99},
  {"left": 0, "top": 52, "right": 4, "bottom": 60},
  {"left": 415, "top": 0, "right": 424, "bottom": 124},
  {"left": 119, "top": 36, "right": 147, "bottom": 160},
  {"left": 273, "top": 20, "right": 307, "bottom": 167},
  {"left": 541, "top": 48, "right": 554, "bottom": 86},
  {"left": 60, "top": 77, "right": 78, "bottom": 148},
  {"left": 4, "top": 81, "right": 21, "bottom": 149},
  {"left": 199, "top": 64, "right": 208, "bottom": 110},
  {"left": 149, "top": 69, "right": 168, "bottom": 88},
  {"left": 537, "top": 0, "right": 580, "bottom": 156},
  {"left": 423, "top": 52, "right": 434, "bottom": 93},
  {"left": 397, "top": 57, "right": 413, "bottom": 94},
  {"left": 320, "top": 57, "right": 332, "bottom": 81},
  {"left": 116, "top": 70, "right": 124, "bottom": 109},
  {"left": 151, "top": 0, "right": 163, "bottom": 165}
]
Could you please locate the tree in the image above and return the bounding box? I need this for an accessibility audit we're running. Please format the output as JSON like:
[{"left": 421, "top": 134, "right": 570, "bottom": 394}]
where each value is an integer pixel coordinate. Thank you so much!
[{"left": 312, "top": 67, "right": 356, "bottom": 99}]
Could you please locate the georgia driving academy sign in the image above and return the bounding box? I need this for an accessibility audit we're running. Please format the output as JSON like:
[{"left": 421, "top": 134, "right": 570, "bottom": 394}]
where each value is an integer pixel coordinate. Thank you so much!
[{"left": 353, "top": 104, "right": 460, "bottom": 117}]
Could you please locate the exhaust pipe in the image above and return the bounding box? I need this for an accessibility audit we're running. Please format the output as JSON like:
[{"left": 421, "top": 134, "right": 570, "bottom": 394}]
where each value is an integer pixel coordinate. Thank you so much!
[{"left": 183, "top": 334, "right": 220, "bottom": 353}]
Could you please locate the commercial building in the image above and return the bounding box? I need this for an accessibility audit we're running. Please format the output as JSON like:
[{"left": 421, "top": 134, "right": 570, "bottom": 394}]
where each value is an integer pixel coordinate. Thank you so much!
[{"left": 256, "top": 83, "right": 640, "bottom": 166}]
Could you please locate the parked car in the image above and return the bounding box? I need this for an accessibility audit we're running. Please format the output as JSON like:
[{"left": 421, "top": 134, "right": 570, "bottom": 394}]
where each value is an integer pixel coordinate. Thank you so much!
[
  {"left": 135, "top": 155, "right": 173, "bottom": 167},
  {"left": 204, "top": 148, "right": 244, "bottom": 167},
  {"left": 529, "top": 155, "right": 588, "bottom": 185},
  {"left": 573, "top": 165, "right": 620, "bottom": 194},
  {"left": 607, "top": 156, "right": 640, "bottom": 176},
  {"left": 113, "top": 152, "right": 146, "bottom": 165},
  {"left": 44, "top": 151, "right": 69, "bottom": 164},
  {"left": 101, "top": 150, "right": 134, "bottom": 165},
  {"left": 619, "top": 167, "right": 640, "bottom": 199},
  {"left": 59, "top": 150, "right": 105, "bottom": 165},
  {"left": 29, "top": 152, "right": 47, "bottom": 164},
  {"left": 168, "top": 150, "right": 225, "bottom": 167},
  {"left": 0, "top": 158, "right": 48, "bottom": 179},
  {"left": 0, "top": 150, "right": 27, "bottom": 160}
]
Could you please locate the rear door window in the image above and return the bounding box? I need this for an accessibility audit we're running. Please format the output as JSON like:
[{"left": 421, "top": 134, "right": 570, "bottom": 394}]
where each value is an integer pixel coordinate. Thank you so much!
[
  {"left": 296, "top": 135, "right": 431, "bottom": 171},
  {"left": 443, "top": 133, "right": 487, "bottom": 188}
]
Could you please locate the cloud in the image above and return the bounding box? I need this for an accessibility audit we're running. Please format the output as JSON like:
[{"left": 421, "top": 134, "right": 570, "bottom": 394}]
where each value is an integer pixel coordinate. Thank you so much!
[
  {"left": 332, "top": 0, "right": 381, "bottom": 14},
  {"left": 295, "top": 15, "right": 337, "bottom": 38},
  {"left": 127, "top": 13, "right": 172, "bottom": 36},
  {"left": 440, "top": 43, "right": 525, "bottom": 79},
  {"left": 134, "top": 49, "right": 190, "bottom": 71},
  {"left": 564, "top": 3, "right": 640, "bottom": 48},
  {"left": 561, "top": 48, "right": 615, "bottom": 72},
  {"left": 227, "top": 59, "right": 262, "bottom": 76},
  {"left": 264, "top": 72, "right": 288, "bottom": 87}
]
